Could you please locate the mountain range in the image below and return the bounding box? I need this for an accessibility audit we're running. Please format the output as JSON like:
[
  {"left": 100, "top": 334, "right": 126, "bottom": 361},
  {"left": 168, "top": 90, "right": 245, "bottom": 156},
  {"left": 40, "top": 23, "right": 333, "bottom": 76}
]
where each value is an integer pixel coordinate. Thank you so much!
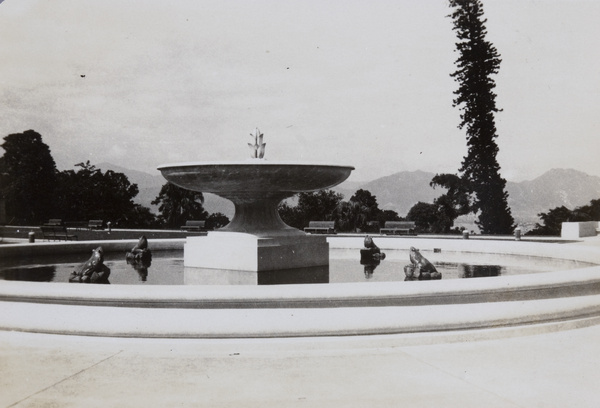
[{"left": 96, "top": 163, "right": 600, "bottom": 227}]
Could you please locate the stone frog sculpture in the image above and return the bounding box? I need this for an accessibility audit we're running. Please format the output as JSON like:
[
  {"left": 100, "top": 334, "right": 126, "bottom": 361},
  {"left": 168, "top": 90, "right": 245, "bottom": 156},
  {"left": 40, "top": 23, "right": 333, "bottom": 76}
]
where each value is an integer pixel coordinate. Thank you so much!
[
  {"left": 126, "top": 235, "right": 152, "bottom": 264},
  {"left": 404, "top": 246, "right": 441, "bottom": 281},
  {"left": 361, "top": 235, "right": 386, "bottom": 260},
  {"left": 360, "top": 235, "right": 386, "bottom": 278},
  {"left": 69, "top": 246, "right": 111, "bottom": 284}
]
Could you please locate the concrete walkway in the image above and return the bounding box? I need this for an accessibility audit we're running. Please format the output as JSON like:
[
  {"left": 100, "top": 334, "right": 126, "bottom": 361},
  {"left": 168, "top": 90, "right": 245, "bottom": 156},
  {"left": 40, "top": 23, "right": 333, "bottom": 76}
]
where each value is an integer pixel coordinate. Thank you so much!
[
  {"left": 1, "top": 322, "right": 599, "bottom": 408},
  {"left": 2, "top": 234, "right": 600, "bottom": 407}
]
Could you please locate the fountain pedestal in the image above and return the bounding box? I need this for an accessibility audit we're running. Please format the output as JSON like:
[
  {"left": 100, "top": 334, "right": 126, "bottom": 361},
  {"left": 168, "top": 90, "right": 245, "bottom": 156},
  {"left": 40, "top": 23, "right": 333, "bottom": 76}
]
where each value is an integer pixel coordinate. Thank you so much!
[
  {"left": 158, "top": 160, "right": 353, "bottom": 272},
  {"left": 185, "top": 232, "right": 329, "bottom": 271}
]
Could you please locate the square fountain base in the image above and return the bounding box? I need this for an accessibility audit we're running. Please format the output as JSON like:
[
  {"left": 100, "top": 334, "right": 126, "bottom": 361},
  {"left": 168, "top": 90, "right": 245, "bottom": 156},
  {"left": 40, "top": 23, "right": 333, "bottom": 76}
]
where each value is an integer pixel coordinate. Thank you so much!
[{"left": 184, "top": 232, "right": 330, "bottom": 272}]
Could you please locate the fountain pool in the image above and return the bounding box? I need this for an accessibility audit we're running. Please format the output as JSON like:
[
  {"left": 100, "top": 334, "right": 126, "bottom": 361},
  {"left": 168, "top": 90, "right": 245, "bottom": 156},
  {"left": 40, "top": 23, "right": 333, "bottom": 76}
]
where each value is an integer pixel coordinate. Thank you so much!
[
  {"left": 0, "top": 248, "right": 595, "bottom": 285},
  {"left": 0, "top": 236, "right": 599, "bottom": 339}
]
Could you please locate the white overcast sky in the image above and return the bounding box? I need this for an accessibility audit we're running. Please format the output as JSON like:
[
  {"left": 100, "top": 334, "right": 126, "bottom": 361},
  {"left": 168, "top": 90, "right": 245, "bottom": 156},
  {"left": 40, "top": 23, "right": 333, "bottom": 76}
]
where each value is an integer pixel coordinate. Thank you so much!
[{"left": 0, "top": 0, "right": 598, "bottom": 182}]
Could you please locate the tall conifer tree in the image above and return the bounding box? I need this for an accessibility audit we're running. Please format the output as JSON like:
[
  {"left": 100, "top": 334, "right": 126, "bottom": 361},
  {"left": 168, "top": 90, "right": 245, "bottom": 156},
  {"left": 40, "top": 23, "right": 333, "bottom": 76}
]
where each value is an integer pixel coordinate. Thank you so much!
[{"left": 449, "top": 0, "right": 514, "bottom": 234}]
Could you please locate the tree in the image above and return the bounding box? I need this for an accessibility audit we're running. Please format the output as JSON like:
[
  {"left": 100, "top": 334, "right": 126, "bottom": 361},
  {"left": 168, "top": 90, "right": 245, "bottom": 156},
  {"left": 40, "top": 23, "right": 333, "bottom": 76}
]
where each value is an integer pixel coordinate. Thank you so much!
[
  {"left": 278, "top": 200, "right": 304, "bottom": 230},
  {"left": 278, "top": 190, "right": 343, "bottom": 230},
  {"left": 206, "top": 212, "right": 230, "bottom": 230},
  {"left": 334, "top": 200, "right": 368, "bottom": 232},
  {"left": 527, "top": 199, "right": 600, "bottom": 236},
  {"left": 0, "top": 130, "right": 57, "bottom": 224},
  {"left": 333, "top": 189, "right": 389, "bottom": 232},
  {"left": 575, "top": 199, "right": 600, "bottom": 221},
  {"left": 376, "top": 210, "right": 402, "bottom": 226},
  {"left": 55, "top": 161, "right": 154, "bottom": 227},
  {"left": 123, "top": 204, "right": 160, "bottom": 229},
  {"left": 430, "top": 173, "right": 472, "bottom": 233},
  {"left": 449, "top": 0, "right": 515, "bottom": 234},
  {"left": 527, "top": 206, "right": 577, "bottom": 236},
  {"left": 406, "top": 202, "right": 440, "bottom": 233},
  {"left": 403, "top": 175, "right": 471, "bottom": 234},
  {"left": 349, "top": 189, "right": 379, "bottom": 213},
  {"left": 152, "top": 182, "right": 208, "bottom": 229},
  {"left": 349, "top": 189, "right": 382, "bottom": 226}
]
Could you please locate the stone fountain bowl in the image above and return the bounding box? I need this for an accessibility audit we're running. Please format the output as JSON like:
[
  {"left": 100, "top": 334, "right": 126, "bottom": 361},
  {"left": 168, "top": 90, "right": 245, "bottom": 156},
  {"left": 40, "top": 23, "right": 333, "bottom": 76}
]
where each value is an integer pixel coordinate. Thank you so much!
[{"left": 157, "top": 160, "right": 355, "bottom": 198}]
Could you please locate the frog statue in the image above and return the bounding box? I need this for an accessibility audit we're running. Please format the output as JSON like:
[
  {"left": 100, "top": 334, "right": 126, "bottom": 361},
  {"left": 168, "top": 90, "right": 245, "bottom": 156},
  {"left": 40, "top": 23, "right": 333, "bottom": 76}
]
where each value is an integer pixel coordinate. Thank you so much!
[
  {"left": 404, "top": 246, "right": 442, "bottom": 281},
  {"left": 69, "top": 246, "right": 111, "bottom": 284},
  {"left": 360, "top": 235, "right": 386, "bottom": 279},
  {"left": 125, "top": 235, "right": 152, "bottom": 264}
]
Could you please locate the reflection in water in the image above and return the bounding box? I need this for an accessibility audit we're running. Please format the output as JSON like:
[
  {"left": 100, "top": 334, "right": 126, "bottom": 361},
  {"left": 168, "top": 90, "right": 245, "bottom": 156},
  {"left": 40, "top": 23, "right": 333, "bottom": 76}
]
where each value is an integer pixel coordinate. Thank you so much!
[
  {"left": 360, "top": 250, "right": 386, "bottom": 280},
  {"left": 1, "top": 265, "right": 56, "bottom": 282},
  {"left": 185, "top": 265, "right": 329, "bottom": 285},
  {"left": 125, "top": 235, "right": 153, "bottom": 282},
  {"left": 258, "top": 266, "right": 329, "bottom": 285},
  {"left": 363, "top": 263, "right": 377, "bottom": 279},
  {"left": 360, "top": 236, "right": 387, "bottom": 280},
  {"left": 0, "top": 249, "right": 594, "bottom": 285},
  {"left": 459, "top": 264, "right": 502, "bottom": 278},
  {"left": 361, "top": 259, "right": 382, "bottom": 280},
  {"left": 126, "top": 258, "right": 152, "bottom": 282}
]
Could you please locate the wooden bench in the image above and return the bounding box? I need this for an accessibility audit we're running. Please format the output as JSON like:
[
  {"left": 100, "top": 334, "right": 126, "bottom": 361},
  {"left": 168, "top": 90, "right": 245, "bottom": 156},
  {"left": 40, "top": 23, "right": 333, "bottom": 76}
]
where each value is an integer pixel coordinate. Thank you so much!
[
  {"left": 44, "top": 219, "right": 63, "bottom": 226},
  {"left": 64, "top": 221, "right": 87, "bottom": 230},
  {"left": 40, "top": 225, "right": 78, "bottom": 241},
  {"left": 304, "top": 221, "right": 336, "bottom": 234},
  {"left": 88, "top": 220, "right": 104, "bottom": 230},
  {"left": 180, "top": 220, "right": 207, "bottom": 231},
  {"left": 380, "top": 221, "right": 416, "bottom": 235}
]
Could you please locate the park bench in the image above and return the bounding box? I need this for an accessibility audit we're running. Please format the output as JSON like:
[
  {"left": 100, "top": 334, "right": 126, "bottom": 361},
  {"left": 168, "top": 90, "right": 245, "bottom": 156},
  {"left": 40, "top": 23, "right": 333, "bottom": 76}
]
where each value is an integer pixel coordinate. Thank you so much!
[
  {"left": 180, "top": 220, "right": 207, "bottom": 231},
  {"left": 40, "top": 225, "right": 78, "bottom": 241},
  {"left": 304, "top": 221, "right": 336, "bottom": 234},
  {"left": 88, "top": 220, "right": 104, "bottom": 230},
  {"left": 64, "top": 221, "right": 87, "bottom": 230},
  {"left": 44, "top": 219, "right": 63, "bottom": 226},
  {"left": 364, "top": 220, "right": 380, "bottom": 233},
  {"left": 380, "top": 221, "right": 416, "bottom": 235}
]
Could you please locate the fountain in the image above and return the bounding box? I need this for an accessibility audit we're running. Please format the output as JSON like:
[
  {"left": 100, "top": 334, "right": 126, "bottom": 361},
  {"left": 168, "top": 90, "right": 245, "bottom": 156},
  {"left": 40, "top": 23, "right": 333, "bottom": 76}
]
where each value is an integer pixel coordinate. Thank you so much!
[
  {"left": 157, "top": 128, "right": 354, "bottom": 272},
  {"left": 0, "top": 129, "right": 599, "bottom": 340}
]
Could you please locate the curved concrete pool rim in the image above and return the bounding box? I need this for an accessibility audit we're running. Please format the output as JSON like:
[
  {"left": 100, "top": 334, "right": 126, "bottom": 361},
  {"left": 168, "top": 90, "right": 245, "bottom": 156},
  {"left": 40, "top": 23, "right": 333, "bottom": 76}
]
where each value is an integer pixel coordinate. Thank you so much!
[{"left": 1, "top": 237, "right": 599, "bottom": 338}]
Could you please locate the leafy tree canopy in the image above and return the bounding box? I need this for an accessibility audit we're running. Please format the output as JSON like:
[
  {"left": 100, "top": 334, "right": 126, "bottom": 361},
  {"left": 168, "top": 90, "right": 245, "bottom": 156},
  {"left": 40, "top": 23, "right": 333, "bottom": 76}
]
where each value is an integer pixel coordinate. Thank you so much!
[
  {"left": 152, "top": 182, "right": 208, "bottom": 229},
  {"left": 55, "top": 161, "right": 155, "bottom": 227},
  {"left": 279, "top": 189, "right": 397, "bottom": 233},
  {"left": 279, "top": 190, "right": 343, "bottom": 230},
  {"left": 427, "top": 173, "right": 472, "bottom": 233},
  {"left": 0, "top": 130, "right": 57, "bottom": 224},
  {"left": 406, "top": 202, "right": 440, "bottom": 233},
  {"left": 527, "top": 199, "right": 600, "bottom": 236},
  {"left": 206, "top": 212, "right": 230, "bottom": 230}
]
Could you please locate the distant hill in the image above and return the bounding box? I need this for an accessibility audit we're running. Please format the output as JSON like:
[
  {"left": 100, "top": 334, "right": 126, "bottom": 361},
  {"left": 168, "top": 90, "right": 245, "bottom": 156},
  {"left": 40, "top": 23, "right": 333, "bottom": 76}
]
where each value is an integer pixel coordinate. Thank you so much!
[
  {"left": 506, "top": 168, "right": 600, "bottom": 223},
  {"left": 336, "top": 168, "right": 600, "bottom": 228},
  {"left": 96, "top": 163, "right": 600, "bottom": 225},
  {"left": 333, "top": 170, "right": 443, "bottom": 216}
]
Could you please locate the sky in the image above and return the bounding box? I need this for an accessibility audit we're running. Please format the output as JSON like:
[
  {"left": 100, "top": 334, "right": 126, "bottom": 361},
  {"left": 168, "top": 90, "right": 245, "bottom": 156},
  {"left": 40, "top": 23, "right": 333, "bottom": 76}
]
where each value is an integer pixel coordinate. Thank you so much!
[{"left": 0, "top": 0, "right": 599, "bottom": 183}]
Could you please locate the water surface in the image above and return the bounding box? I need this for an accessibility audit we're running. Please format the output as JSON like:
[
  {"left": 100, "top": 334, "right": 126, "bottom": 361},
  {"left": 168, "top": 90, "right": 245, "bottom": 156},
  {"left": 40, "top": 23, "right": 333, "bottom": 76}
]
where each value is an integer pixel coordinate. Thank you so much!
[{"left": 0, "top": 249, "right": 594, "bottom": 285}]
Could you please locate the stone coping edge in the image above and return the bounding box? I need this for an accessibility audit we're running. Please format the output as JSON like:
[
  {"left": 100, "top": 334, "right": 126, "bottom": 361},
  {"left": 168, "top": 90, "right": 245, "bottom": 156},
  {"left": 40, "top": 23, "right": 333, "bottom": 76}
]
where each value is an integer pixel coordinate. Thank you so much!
[
  {"left": 1, "top": 295, "right": 598, "bottom": 338},
  {"left": 2, "top": 267, "right": 600, "bottom": 309},
  {"left": 0, "top": 238, "right": 185, "bottom": 258}
]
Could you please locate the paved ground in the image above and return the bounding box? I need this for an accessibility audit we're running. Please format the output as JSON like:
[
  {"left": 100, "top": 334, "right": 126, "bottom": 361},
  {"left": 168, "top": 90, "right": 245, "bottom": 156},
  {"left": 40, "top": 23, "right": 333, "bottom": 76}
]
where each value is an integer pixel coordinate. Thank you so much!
[
  {"left": 1, "top": 321, "right": 599, "bottom": 408},
  {"left": 2, "top": 234, "right": 599, "bottom": 407}
]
